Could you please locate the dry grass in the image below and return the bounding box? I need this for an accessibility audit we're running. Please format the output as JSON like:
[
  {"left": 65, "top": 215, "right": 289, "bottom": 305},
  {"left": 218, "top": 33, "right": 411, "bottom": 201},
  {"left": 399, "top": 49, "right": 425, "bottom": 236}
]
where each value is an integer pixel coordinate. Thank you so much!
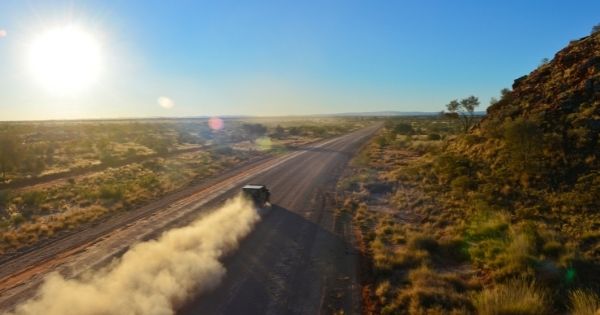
[
  {"left": 473, "top": 278, "right": 549, "bottom": 315},
  {"left": 0, "top": 150, "right": 246, "bottom": 253},
  {"left": 569, "top": 290, "right": 600, "bottom": 315}
]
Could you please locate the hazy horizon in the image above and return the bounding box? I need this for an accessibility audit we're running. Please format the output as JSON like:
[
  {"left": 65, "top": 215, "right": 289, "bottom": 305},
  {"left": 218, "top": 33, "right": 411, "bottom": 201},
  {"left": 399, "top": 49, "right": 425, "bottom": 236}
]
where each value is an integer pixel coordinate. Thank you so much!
[{"left": 1, "top": 0, "right": 599, "bottom": 120}]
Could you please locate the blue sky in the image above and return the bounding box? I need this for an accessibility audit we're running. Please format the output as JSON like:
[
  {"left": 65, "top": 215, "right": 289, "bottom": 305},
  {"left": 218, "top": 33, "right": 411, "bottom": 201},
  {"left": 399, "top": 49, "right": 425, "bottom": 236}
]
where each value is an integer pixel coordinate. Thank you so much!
[{"left": 0, "top": 0, "right": 599, "bottom": 120}]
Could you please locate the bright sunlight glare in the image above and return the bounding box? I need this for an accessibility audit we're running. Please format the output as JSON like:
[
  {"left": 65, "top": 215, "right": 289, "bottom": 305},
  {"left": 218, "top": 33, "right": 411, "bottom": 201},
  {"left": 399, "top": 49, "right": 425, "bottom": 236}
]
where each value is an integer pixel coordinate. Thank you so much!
[{"left": 28, "top": 25, "right": 102, "bottom": 94}]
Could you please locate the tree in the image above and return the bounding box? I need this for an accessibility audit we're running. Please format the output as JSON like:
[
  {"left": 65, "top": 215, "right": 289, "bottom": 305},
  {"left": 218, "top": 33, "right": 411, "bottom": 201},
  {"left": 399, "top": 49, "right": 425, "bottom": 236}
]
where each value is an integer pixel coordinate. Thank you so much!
[
  {"left": 444, "top": 96, "right": 480, "bottom": 132},
  {"left": 0, "top": 134, "right": 22, "bottom": 181},
  {"left": 592, "top": 23, "right": 600, "bottom": 35},
  {"left": 242, "top": 123, "right": 267, "bottom": 139},
  {"left": 500, "top": 88, "right": 512, "bottom": 100},
  {"left": 273, "top": 125, "right": 285, "bottom": 138}
]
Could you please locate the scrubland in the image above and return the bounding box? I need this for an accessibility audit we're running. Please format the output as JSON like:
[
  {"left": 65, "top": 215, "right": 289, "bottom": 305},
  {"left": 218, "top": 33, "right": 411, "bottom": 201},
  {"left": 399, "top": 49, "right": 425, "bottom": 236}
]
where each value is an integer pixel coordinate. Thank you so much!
[
  {"left": 336, "top": 116, "right": 600, "bottom": 314},
  {"left": 0, "top": 117, "right": 367, "bottom": 254}
]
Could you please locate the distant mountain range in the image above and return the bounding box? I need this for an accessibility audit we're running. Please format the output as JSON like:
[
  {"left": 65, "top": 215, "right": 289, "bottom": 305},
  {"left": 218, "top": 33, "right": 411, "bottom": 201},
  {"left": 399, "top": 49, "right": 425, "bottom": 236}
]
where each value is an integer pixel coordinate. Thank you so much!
[
  {"left": 1, "top": 111, "right": 488, "bottom": 123},
  {"left": 316, "top": 111, "right": 486, "bottom": 117}
]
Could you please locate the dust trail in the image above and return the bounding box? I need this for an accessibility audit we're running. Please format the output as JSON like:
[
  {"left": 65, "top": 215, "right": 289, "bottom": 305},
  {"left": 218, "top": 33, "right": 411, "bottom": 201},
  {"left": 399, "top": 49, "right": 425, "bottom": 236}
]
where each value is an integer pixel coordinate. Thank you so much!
[{"left": 8, "top": 195, "right": 259, "bottom": 315}]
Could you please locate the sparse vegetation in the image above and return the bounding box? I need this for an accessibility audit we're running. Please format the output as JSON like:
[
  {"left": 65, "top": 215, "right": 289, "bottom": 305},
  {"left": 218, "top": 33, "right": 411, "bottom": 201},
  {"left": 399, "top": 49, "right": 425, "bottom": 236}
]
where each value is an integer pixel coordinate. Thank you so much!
[
  {"left": 0, "top": 117, "right": 371, "bottom": 253},
  {"left": 336, "top": 48, "right": 600, "bottom": 312},
  {"left": 443, "top": 96, "right": 481, "bottom": 133}
]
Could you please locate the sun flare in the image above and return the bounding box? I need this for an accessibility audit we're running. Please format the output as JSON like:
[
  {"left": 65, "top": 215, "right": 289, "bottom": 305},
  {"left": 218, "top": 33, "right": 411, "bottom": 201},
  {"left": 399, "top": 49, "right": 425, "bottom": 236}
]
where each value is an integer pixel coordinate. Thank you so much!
[{"left": 28, "top": 25, "right": 102, "bottom": 94}]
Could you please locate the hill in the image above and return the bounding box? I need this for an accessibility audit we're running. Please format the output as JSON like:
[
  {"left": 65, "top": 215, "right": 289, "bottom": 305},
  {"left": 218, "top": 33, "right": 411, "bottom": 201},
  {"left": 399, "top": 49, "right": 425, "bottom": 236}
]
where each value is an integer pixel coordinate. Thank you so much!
[
  {"left": 335, "top": 29, "right": 600, "bottom": 314},
  {"left": 456, "top": 31, "right": 600, "bottom": 191}
]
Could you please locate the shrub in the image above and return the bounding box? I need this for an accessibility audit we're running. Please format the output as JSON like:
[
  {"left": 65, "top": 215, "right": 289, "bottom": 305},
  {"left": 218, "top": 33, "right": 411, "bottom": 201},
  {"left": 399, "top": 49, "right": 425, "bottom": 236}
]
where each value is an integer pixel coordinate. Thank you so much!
[
  {"left": 375, "top": 136, "right": 391, "bottom": 148},
  {"left": 99, "top": 184, "right": 124, "bottom": 201},
  {"left": 473, "top": 278, "right": 549, "bottom": 315},
  {"left": 139, "top": 174, "right": 159, "bottom": 189},
  {"left": 11, "top": 213, "right": 25, "bottom": 226},
  {"left": 0, "top": 190, "right": 10, "bottom": 207},
  {"left": 428, "top": 133, "right": 442, "bottom": 141},
  {"left": 433, "top": 154, "right": 476, "bottom": 183},
  {"left": 393, "top": 123, "right": 414, "bottom": 135},
  {"left": 99, "top": 152, "right": 119, "bottom": 166},
  {"left": 22, "top": 190, "right": 46, "bottom": 207}
]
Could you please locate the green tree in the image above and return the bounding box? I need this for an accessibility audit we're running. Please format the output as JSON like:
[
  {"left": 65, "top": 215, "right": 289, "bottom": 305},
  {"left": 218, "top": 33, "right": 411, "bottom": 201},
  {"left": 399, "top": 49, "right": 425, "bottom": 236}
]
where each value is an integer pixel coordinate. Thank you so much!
[
  {"left": 592, "top": 23, "right": 600, "bottom": 35},
  {"left": 0, "top": 134, "right": 22, "bottom": 181},
  {"left": 444, "top": 95, "right": 480, "bottom": 132}
]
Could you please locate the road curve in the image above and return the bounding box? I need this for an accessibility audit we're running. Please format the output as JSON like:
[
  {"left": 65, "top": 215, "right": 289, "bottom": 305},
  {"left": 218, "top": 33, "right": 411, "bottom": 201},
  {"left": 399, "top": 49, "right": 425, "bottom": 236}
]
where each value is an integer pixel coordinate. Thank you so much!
[
  {"left": 179, "top": 124, "right": 380, "bottom": 315},
  {"left": 0, "top": 124, "right": 380, "bottom": 313}
]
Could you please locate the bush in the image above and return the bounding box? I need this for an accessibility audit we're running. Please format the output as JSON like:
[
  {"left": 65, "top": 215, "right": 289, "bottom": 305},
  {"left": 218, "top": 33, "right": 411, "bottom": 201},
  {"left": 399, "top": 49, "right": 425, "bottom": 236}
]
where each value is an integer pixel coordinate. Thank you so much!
[
  {"left": 139, "top": 174, "right": 159, "bottom": 189},
  {"left": 100, "top": 152, "right": 119, "bottom": 166},
  {"left": 428, "top": 133, "right": 442, "bottom": 141},
  {"left": 0, "top": 190, "right": 10, "bottom": 207},
  {"left": 375, "top": 136, "right": 391, "bottom": 148},
  {"left": 22, "top": 190, "right": 46, "bottom": 207},
  {"left": 393, "top": 123, "right": 414, "bottom": 135},
  {"left": 10, "top": 213, "right": 25, "bottom": 226},
  {"left": 99, "top": 184, "right": 124, "bottom": 201},
  {"left": 434, "top": 154, "right": 476, "bottom": 183},
  {"left": 473, "top": 278, "right": 549, "bottom": 315}
]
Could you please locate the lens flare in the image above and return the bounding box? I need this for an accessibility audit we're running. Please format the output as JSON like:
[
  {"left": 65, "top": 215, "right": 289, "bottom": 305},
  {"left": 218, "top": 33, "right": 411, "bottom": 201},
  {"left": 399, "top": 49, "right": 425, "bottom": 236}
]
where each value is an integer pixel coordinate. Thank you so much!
[
  {"left": 157, "top": 96, "right": 175, "bottom": 109},
  {"left": 208, "top": 117, "right": 224, "bottom": 130},
  {"left": 255, "top": 137, "right": 272, "bottom": 151}
]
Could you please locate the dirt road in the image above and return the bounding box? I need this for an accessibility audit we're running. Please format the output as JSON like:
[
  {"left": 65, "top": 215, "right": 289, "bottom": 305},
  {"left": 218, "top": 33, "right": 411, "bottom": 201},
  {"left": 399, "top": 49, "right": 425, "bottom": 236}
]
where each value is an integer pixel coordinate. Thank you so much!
[
  {"left": 180, "top": 124, "right": 380, "bottom": 315},
  {"left": 0, "top": 124, "right": 380, "bottom": 314}
]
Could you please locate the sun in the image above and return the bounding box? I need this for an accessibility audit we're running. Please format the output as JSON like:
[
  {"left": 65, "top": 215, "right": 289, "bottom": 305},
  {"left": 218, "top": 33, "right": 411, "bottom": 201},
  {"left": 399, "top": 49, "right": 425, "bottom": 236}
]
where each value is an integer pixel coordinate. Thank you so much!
[{"left": 28, "top": 25, "right": 102, "bottom": 94}]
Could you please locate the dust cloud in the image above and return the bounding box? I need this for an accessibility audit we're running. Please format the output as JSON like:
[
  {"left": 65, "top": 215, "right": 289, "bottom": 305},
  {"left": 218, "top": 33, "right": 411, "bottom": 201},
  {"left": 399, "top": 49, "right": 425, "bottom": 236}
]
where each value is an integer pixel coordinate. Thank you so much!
[{"left": 9, "top": 195, "right": 259, "bottom": 315}]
